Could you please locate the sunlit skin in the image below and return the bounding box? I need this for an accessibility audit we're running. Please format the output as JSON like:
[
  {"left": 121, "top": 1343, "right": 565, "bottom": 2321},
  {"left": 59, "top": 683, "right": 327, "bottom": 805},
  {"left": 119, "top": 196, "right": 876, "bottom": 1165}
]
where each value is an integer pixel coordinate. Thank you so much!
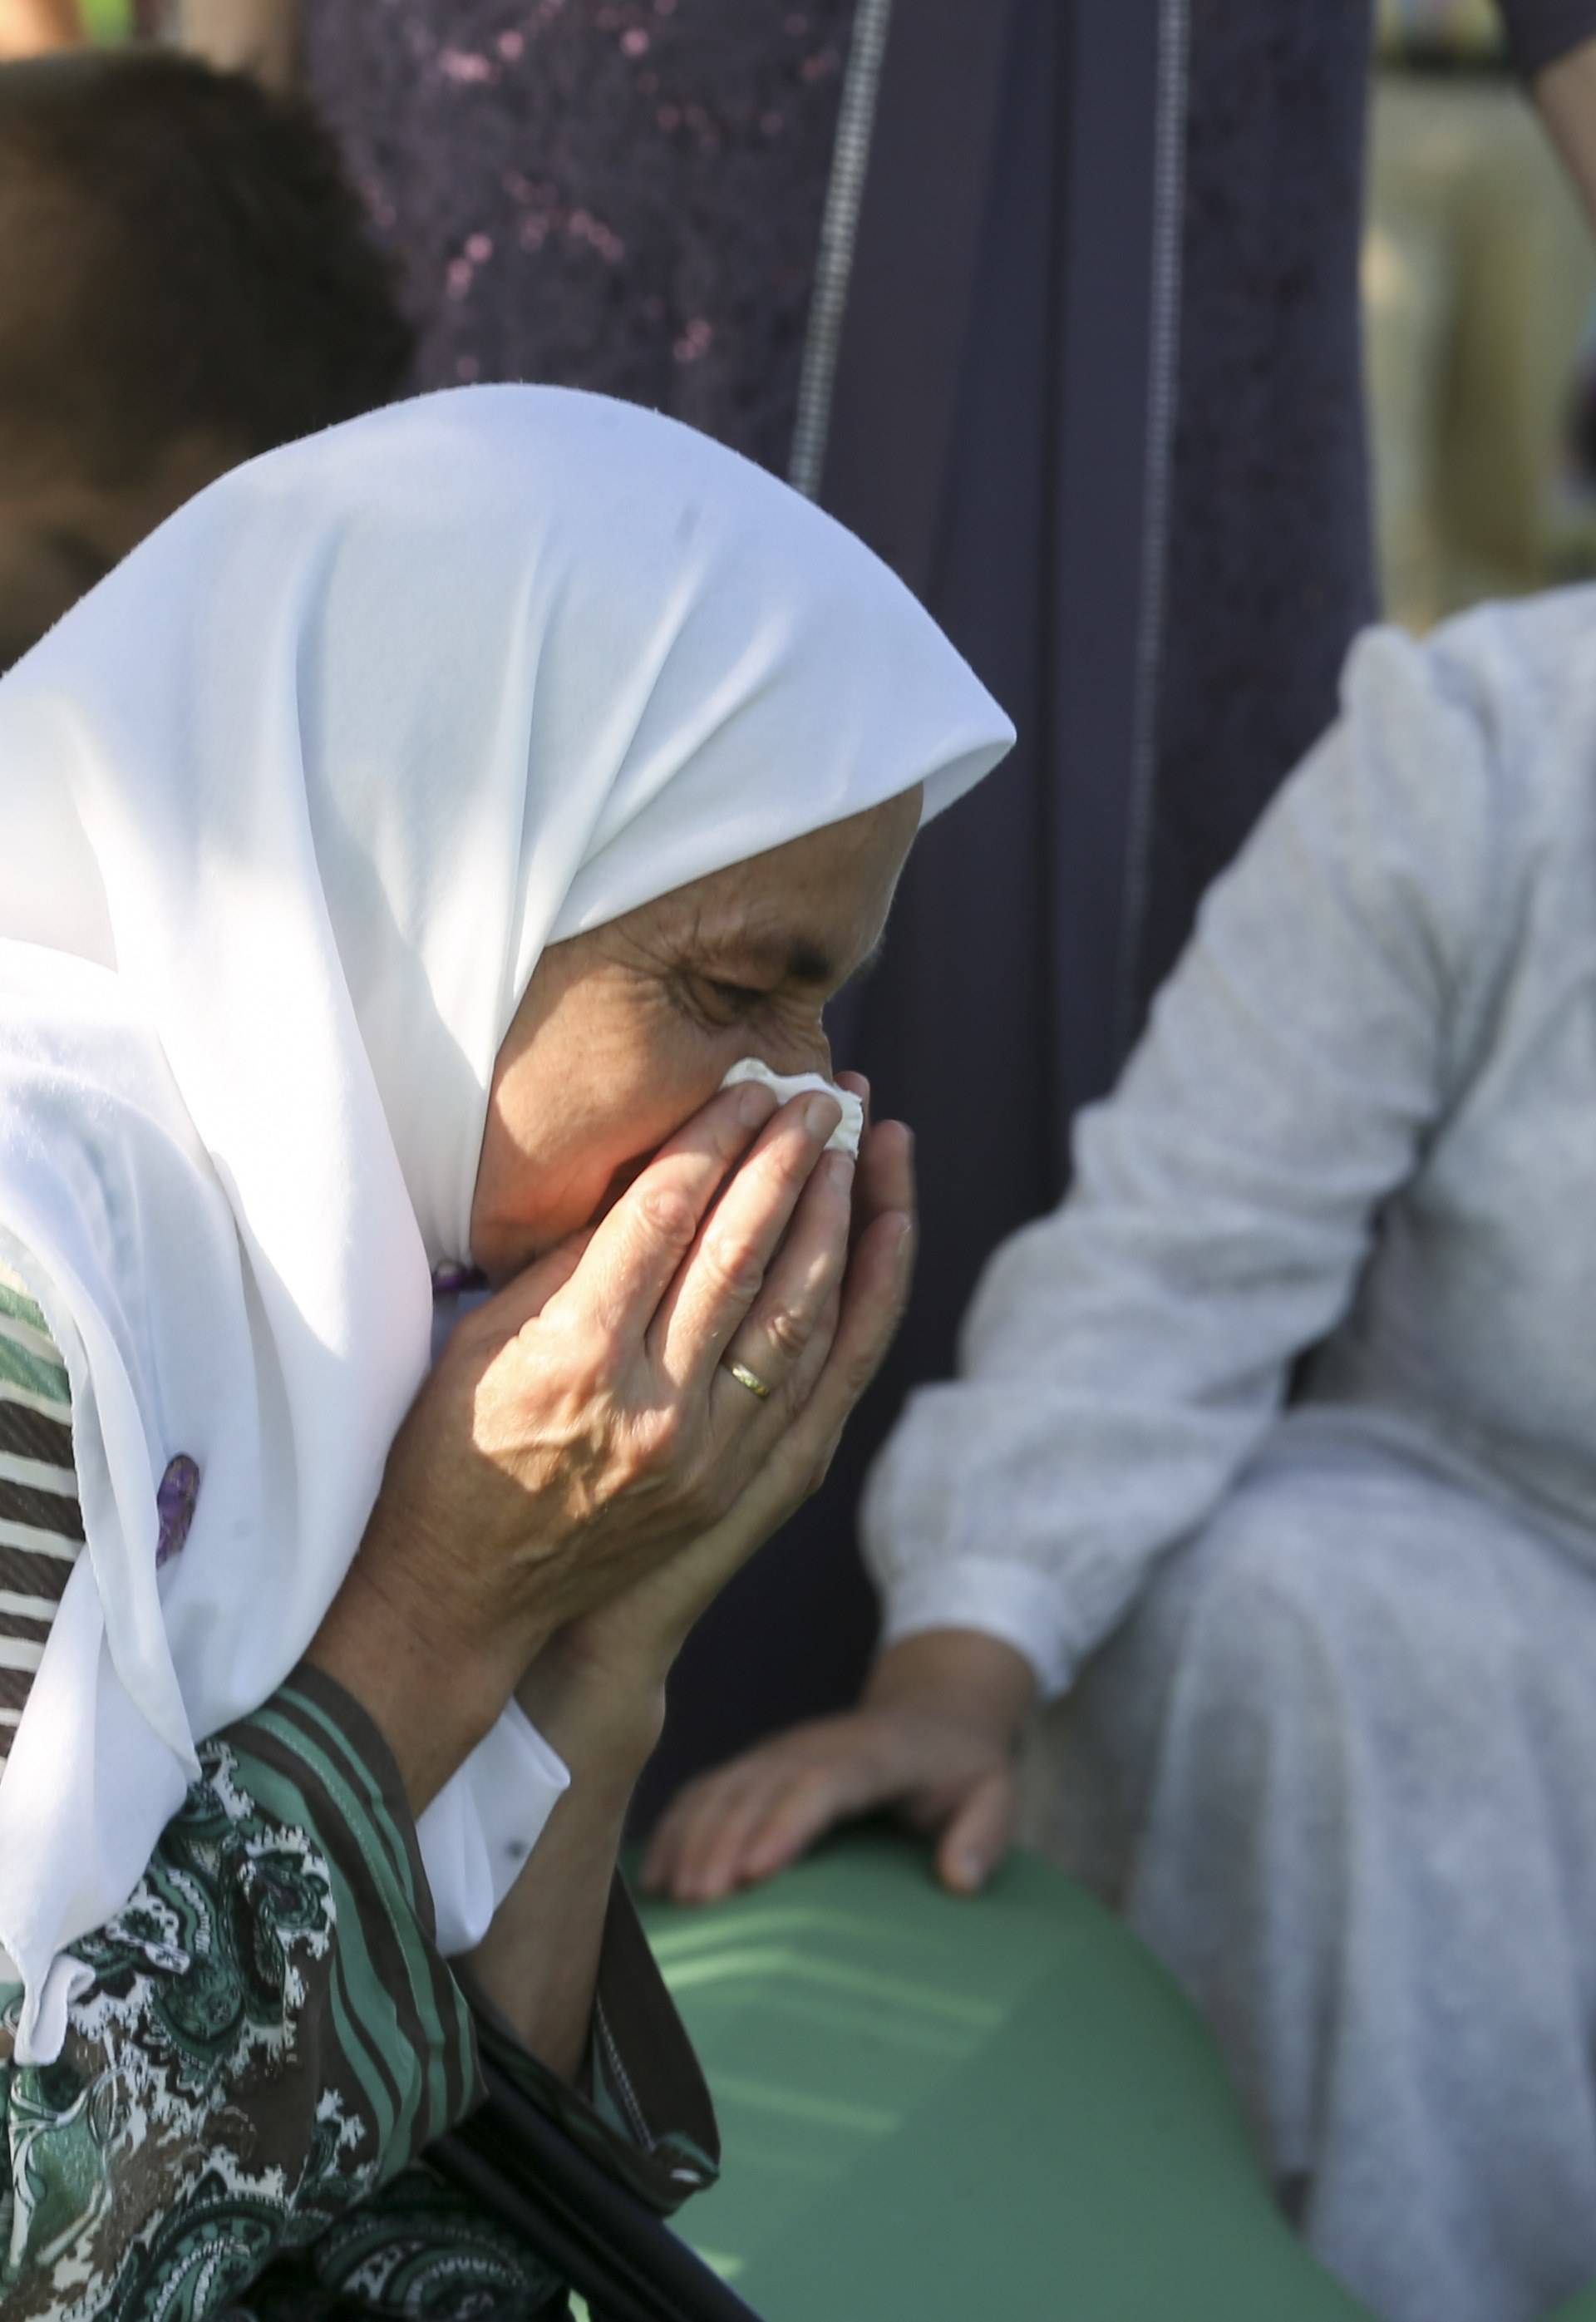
[{"left": 469, "top": 787, "right": 923, "bottom": 1283}]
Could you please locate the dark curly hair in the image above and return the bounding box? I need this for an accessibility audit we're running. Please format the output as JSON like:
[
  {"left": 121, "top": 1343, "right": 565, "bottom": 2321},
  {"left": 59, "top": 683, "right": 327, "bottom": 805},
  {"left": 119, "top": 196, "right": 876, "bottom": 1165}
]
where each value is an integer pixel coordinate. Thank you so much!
[{"left": 0, "top": 47, "right": 416, "bottom": 483}]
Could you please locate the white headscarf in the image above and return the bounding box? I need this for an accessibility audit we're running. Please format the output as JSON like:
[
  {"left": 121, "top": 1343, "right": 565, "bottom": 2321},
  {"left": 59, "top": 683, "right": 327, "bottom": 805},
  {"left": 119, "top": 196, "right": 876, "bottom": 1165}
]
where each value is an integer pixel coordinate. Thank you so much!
[{"left": 0, "top": 386, "right": 1012, "bottom": 2063}]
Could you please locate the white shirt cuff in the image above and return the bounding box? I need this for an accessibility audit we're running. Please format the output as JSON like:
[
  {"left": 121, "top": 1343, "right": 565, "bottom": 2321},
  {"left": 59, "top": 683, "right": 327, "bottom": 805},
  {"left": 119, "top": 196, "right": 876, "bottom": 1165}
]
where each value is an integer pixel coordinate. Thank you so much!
[{"left": 417, "top": 1698, "right": 571, "bottom": 1955}]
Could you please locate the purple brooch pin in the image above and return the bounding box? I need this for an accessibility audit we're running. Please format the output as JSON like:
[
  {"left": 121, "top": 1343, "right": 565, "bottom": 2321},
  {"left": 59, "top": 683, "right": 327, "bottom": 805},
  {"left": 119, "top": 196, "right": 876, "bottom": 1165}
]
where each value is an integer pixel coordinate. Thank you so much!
[
  {"left": 431, "top": 1261, "right": 488, "bottom": 1296},
  {"left": 155, "top": 1455, "right": 200, "bottom": 1569}
]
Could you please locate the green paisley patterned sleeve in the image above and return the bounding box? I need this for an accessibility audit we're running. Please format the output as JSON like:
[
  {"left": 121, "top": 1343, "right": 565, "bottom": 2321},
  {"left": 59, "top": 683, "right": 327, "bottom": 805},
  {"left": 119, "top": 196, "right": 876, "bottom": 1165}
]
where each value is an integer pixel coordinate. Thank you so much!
[{"left": 0, "top": 1668, "right": 492, "bottom": 2320}]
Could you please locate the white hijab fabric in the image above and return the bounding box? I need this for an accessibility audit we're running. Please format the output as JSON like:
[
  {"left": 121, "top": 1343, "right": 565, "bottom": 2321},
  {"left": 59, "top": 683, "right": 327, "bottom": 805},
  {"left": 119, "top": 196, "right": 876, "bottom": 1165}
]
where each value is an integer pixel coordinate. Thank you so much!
[{"left": 0, "top": 387, "right": 1012, "bottom": 2063}]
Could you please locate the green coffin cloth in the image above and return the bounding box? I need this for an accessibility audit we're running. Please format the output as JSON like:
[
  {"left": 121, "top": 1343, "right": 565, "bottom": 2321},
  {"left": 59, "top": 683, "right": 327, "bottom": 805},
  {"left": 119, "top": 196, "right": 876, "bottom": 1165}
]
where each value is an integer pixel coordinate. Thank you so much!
[{"left": 638, "top": 1833, "right": 1372, "bottom": 2320}]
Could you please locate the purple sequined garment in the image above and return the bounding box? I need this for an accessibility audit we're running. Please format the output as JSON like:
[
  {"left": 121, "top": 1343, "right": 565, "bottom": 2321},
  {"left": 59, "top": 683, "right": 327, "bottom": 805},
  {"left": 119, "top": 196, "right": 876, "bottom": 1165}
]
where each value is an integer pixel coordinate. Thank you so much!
[{"left": 303, "top": 0, "right": 857, "bottom": 477}]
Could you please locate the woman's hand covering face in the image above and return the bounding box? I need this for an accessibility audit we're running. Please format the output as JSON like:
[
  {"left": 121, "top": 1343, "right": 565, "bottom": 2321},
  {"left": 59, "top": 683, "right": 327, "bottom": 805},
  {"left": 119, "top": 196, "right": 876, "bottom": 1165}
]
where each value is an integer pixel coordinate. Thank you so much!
[
  {"left": 520, "top": 1061, "right": 915, "bottom": 1744},
  {"left": 311, "top": 798, "right": 921, "bottom": 1807},
  {"left": 319, "top": 1067, "right": 915, "bottom": 1810}
]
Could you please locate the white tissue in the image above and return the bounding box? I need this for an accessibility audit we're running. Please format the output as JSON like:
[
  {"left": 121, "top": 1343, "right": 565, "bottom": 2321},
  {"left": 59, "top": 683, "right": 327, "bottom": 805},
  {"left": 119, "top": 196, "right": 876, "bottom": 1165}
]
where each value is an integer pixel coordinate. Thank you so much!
[{"left": 721, "top": 1057, "right": 863, "bottom": 1158}]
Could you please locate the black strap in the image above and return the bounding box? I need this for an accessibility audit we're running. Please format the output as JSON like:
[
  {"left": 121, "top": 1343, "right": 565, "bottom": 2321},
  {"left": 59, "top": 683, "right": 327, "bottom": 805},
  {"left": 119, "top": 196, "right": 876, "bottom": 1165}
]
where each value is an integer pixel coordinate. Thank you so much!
[{"left": 430, "top": 2058, "right": 766, "bottom": 2322}]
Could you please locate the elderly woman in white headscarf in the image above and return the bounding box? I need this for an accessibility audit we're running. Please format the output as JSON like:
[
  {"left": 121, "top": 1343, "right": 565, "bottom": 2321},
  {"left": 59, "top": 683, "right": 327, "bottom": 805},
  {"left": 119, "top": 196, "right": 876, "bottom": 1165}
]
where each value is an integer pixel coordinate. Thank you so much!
[{"left": 0, "top": 383, "right": 1012, "bottom": 2320}]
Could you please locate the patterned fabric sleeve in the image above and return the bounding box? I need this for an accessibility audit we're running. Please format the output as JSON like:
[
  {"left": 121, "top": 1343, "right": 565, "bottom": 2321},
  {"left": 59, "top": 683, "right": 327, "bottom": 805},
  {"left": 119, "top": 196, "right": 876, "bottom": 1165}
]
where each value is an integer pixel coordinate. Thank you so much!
[
  {"left": 0, "top": 1261, "right": 718, "bottom": 2322},
  {"left": 248, "top": 1880, "right": 722, "bottom": 2322},
  {"left": 0, "top": 1665, "right": 488, "bottom": 2321}
]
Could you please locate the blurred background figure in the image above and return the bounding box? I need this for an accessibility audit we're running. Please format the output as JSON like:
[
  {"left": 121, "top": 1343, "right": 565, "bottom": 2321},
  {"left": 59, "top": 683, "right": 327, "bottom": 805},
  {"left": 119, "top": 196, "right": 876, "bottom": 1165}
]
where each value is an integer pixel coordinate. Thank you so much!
[
  {"left": 0, "top": 43, "right": 412, "bottom": 673},
  {"left": 1366, "top": 0, "right": 1596, "bottom": 627},
  {"left": 185, "top": 0, "right": 859, "bottom": 478}
]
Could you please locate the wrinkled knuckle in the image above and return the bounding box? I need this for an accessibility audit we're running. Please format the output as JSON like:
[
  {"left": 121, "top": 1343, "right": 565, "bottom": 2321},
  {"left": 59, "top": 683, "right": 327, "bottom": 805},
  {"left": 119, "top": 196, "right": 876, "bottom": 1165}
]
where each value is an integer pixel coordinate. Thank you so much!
[
  {"left": 702, "top": 1229, "right": 766, "bottom": 1308},
  {"left": 763, "top": 1303, "right": 811, "bottom": 1363},
  {"left": 637, "top": 1181, "right": 699, "bottom": 1251}
]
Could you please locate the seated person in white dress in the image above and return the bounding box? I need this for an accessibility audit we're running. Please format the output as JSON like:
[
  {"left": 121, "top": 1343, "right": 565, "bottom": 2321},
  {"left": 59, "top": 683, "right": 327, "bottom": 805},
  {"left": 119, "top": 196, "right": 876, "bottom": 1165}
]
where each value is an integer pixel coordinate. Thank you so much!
[{"left": 648, "top": 589, "right": 1596, "bottom": 2322}]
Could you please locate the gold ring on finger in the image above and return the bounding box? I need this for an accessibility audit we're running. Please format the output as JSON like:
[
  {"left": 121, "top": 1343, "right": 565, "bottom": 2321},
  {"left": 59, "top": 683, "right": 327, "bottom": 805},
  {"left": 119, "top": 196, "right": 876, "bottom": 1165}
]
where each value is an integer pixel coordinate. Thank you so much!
[{"left": 724, "top": 1358, "right": 773, "bottom": 1401}]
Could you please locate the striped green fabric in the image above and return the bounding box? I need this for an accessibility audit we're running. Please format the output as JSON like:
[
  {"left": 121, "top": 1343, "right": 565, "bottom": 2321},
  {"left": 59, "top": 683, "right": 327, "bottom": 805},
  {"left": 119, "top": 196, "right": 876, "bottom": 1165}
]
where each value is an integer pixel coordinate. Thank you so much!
[
  {"left": 0, "top": 1265, "right": 81, "bottom": 1756},
  {"left": 0, "top": 1272, "right": 71, "bottom": 1407},
  {"left": 235, "top": 1680, "right": 480, "bottom": 2167}
]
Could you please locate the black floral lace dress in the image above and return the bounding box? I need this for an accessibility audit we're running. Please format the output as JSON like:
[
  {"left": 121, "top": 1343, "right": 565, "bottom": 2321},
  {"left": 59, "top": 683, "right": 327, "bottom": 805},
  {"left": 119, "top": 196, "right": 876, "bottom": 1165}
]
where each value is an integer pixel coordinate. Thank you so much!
[{"left": 303, "top": 0, "right": 859, "bottom": 478}]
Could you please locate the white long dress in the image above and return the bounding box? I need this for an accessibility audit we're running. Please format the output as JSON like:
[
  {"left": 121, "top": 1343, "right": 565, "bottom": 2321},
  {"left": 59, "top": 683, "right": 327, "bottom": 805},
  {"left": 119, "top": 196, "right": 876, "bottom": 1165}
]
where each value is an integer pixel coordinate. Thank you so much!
[{"left": 863, "top": 593, "right": 1596, "bottom": 2322}]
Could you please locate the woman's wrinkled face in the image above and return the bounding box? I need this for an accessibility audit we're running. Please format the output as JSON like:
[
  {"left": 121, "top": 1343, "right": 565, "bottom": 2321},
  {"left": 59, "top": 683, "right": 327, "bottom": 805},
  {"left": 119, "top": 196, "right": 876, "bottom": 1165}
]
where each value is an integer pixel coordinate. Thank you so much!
[{"left": 470, "top": 789, "right": 921, "bottom": 1282}]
